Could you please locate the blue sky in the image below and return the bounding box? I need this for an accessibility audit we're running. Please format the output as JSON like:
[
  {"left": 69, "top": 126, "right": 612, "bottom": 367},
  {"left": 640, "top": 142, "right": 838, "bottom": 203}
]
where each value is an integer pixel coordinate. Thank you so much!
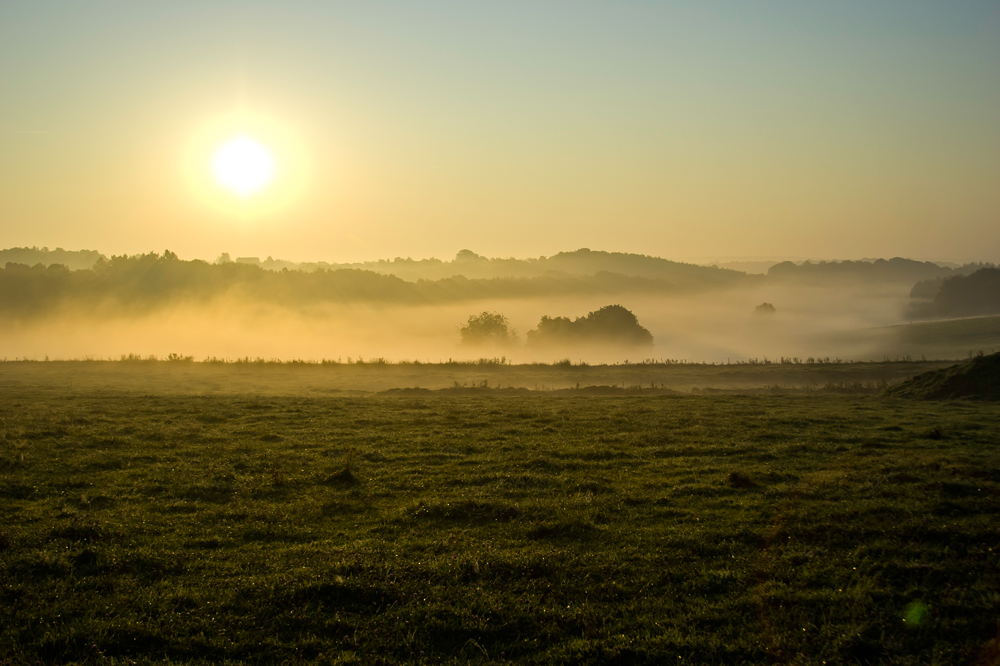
[{"left": 2, "top": 1, "right": 998, "bottom": 262}]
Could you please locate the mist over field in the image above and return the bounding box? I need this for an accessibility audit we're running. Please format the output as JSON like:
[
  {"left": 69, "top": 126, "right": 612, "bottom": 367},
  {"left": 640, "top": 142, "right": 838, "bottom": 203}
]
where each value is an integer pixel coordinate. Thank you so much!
[
  {"left": 3, "top": 248, "right": 995, "bottom": 363},
  {"left": 7, "top": 3, "right": 1000, "bottom": 662}
]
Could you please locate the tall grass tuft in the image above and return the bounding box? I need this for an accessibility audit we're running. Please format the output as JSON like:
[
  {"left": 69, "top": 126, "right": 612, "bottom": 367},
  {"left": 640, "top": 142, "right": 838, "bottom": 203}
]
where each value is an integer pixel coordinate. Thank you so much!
[{"left": 324, "top": 448, "right": 358, "bottom": 485}]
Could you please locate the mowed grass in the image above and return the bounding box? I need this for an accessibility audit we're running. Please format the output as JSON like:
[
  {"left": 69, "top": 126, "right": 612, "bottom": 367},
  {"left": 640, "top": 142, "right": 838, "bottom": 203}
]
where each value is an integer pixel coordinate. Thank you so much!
[{"left": 1, "top": 389, "right": 999, "bottom": 665}]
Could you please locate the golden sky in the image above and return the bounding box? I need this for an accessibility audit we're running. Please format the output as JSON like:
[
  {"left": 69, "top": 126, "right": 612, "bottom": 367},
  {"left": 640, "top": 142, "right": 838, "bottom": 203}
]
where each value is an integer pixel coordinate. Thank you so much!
[{"left": 1, "top": 2, "right": 998, "bottom": 263}]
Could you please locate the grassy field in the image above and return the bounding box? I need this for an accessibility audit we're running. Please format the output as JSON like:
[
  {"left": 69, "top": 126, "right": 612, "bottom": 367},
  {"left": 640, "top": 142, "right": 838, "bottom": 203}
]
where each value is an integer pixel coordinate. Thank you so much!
[
  {"left": 2, "top": 368, "right": 1000, "bottom": 664},
  {"left": 896, "top": 315, "right": 1000, "bottom": 354},
  {"left": 0, "top": 358, "right": 961, "bottom": 395},
  {"left": 840, "top": 314, "right": 1000, "bottom": 362}
]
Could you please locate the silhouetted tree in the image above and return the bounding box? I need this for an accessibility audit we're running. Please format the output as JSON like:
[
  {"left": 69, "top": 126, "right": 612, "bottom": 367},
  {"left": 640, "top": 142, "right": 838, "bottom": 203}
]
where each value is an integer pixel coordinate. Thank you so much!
[
  {"left": 755, "top": 302, "right": 775, "bottom": 314},
  {"left": 924, "top": 268, "right": 1000, "bottom": 318},
  {"left": 910, "top": 278, "right": 944, "bottom": 299},
  {"left": 460, "top": 312, "right": 518, "bottom": 347},
  {"left": 527, "top": 305, "right": 653, "bottom": 348}
]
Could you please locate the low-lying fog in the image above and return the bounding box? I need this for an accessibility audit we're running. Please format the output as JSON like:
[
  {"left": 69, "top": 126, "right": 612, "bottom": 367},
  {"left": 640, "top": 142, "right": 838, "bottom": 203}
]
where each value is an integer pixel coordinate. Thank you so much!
[{"left": 0, "top": 282, "right": 935, "bottom": 363}]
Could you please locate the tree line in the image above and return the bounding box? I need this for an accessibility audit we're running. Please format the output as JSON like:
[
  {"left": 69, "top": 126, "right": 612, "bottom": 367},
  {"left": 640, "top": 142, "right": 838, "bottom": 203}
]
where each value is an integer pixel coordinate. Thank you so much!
[
  {"left": 3, "top": 249, "right": 994, "bottom": 320},
  {"left": 907, "top": 267, "right": 1000, "bottom": 319},
  {"left": 460, "top": 305, "right": 653, "bottom": 350},
  {"left": 0, "top": 252, "right": 733, "bottom": 318}
]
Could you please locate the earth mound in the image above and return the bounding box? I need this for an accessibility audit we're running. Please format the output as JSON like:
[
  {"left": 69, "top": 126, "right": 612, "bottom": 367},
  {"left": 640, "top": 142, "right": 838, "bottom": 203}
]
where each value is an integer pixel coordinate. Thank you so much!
[{"left": 886, "top": 352, "right": 1000, "bottom": 400}]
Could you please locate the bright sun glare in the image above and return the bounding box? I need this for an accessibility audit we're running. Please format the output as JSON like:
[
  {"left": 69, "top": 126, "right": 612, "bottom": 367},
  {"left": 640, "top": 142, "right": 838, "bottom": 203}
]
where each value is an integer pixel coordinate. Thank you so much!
[{"left": 212, "top": 135, "right": 276, "bottom": 197}]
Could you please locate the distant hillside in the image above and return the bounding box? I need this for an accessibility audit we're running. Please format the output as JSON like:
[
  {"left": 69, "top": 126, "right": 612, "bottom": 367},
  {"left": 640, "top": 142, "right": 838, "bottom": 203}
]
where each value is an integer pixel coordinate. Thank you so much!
[
  {"left": 0, "top": 247, "right": 105, "bottom": 271},
  {"left": 229, "top": 248, "right": 750, "bottom": 287},
  {"left": 0, "top": 251, "right": 748, "bottom": 318},
  {"left": 268, "top": 252, "right": 975, "bottom": 286},
  {"left": 3, "top": 247, "right": 987, "bottom": 320},
  {"left": 886, "top": 352, "right": 1000, "bottom": 400},
  {"left": 907, "top": 268, "right": 1000, "bottom": 320},
  {"left": 709, "top": 260, "right": 779, "bottom": 275},
  {"left": 3, "top": 248, "right": 977, "bottom": 290},
  {"left": 767, "top": 257, "right": 971, "bottom": 285}
]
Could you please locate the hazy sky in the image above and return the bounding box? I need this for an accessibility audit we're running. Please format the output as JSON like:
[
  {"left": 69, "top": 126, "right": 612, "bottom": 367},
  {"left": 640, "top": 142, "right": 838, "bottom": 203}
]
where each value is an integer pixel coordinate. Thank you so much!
[{"left": 2, "top": 1, "right": 998, "bottom": 264}]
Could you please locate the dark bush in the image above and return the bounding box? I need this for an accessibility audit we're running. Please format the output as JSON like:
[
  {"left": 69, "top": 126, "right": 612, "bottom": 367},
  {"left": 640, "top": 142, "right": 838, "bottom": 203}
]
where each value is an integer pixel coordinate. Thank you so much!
[
  {"left": 459, "top": 311, "right": 518, "bottom": 347},
  {"left": 526, "top": 305, "right": 653, "bottom": 348}
]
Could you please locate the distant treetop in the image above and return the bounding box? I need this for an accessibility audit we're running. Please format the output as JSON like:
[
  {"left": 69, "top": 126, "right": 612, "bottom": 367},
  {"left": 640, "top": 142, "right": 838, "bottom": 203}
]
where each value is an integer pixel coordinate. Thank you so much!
[
  {"left": 0, "top": 246, "right": 105, "bottom": 271},
  {"left": 527, "top": 305, "right": 653, "bottom": 349},
  {"left": 767, "top": 258, "right": 987, "bottom": 284},
  {"left": 460, "top": 312, "right": 518, "bottom": 348},
  {"left": 755, "top": 302, "right": 776, "bottom": 314},
  {"left": 907, "top": 267, "right": 1000, "bottom": 320}
]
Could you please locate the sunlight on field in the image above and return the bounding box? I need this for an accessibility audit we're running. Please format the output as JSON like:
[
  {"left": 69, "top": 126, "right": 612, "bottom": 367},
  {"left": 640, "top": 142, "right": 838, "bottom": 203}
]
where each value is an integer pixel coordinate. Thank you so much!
[
  {"left": 2, "top": 383, "right": 998, "bottom": 663},
  {"left": 3, "top": 1, "right": 999, "bottom": 662}
]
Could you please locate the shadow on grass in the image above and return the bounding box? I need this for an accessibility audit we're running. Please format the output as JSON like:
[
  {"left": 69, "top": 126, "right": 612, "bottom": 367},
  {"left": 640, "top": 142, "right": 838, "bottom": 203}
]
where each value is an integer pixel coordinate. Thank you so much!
[
  {"left": 526, "top": 519, "right": 600, "bottom": 541},
  {"left": 409, "top": 500, "right": 520, "bottom": 523}
]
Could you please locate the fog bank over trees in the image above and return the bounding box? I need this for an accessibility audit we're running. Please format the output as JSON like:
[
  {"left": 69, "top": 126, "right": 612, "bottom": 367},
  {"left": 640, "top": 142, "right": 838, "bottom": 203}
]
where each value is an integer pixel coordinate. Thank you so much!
[
  {"left": 0, "top": 247, "right": 105, "bottom": 271},
  {"left": 0, "top": 251, "right": 747, "bottom": 319},
  {"left": 225, "top": 248, "right": 748, "bottom": 285},
  {"left": 907, "top": 268, "right": 1000, "bottom": 320},
  {"left": 767, "top": 257, "right": 989, "bottom": 285},
  {"left": 2, "top": 246, "right": 998, "bottom": 364},
  {"left": 4, "top": 248, "right": 993, "bottom": 320}
]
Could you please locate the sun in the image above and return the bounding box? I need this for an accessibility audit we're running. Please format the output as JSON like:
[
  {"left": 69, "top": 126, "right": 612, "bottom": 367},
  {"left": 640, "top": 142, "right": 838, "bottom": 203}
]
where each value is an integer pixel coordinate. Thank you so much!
[
  {"left": 184, "top": 110, "right": 308, "bottom": 217},
  {"left": 212, "top": 135, "right": 276, "bottom": 197}
]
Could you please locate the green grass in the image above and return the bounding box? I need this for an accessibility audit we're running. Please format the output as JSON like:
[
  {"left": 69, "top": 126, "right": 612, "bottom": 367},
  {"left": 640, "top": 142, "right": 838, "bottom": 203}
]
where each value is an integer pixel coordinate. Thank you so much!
[
  {"left": 841, "top": 314, "right": 1000, "bottom": 362},
  {"left": 0, "top": 358, "right": 960, "bottom": 395},
  {"left": 2, "top": 385, "right": 999, "bottom": 664},
  {"left": 896, "top": 315, "right": 1000, "bottom": 358}
]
